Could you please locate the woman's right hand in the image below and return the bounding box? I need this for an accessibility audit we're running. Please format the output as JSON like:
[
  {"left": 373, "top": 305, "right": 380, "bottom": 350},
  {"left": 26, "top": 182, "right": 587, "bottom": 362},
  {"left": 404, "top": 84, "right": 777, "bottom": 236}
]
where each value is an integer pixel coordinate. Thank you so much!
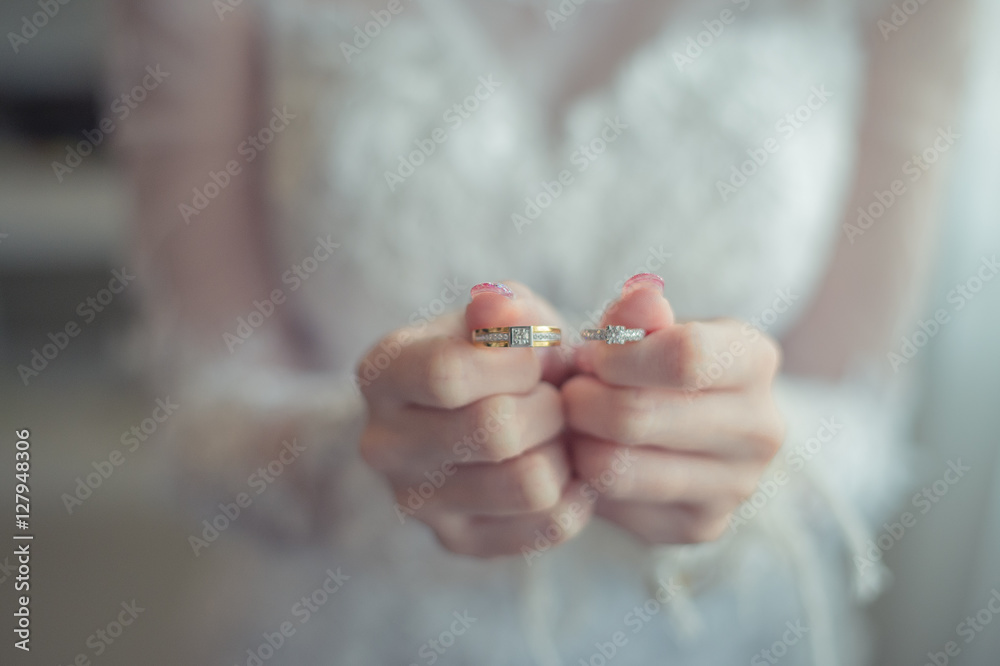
[{"left": 358, "top": 282, "right": 591, "bottom": 558}]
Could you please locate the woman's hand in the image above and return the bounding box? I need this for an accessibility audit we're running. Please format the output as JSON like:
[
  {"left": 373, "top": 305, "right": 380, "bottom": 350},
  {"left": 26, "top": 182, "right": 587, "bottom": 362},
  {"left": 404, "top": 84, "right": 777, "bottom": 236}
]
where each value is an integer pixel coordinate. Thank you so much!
[
  {"left": 358, "top": 282, "right": 591, "bottom": 558},
  {"left": 564, "top": 274, "right": 785, "bottom": 545}
]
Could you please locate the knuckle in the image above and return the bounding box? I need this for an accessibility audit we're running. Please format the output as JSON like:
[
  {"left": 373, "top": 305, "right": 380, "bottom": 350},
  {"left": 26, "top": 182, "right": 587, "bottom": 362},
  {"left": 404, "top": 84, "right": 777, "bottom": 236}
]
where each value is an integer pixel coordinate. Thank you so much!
[
  {"left": 435, "top": 527, "right": 511, "bottom": 559},
  {"left": 609, "top": 389, "right": 656, "bottom": 445},
  {"left": 429, "top": 520, "right": 475, "bottom": 557},
  {"left": 424, "top": 339, "right": 468, "bottom": 408},
  {"left": 357, "top": 331, "right": 409, "bottom": 390},
  {"left": 538, "top": 516, "right": 576, "bottom": 548},
  {"left": 746, "top": 403, "right": 786, "bottom": 461},
  {"left": 393, "top": 485, "right": 431, "bottom": 513},
  {"left": 673, "top": 322, "right": 708, "bottom": 387},
  {"left": 534, "top": 380, "right": 563, "bottom": 408},
  {"left": 576, "top": 442, "right": 632, "bottom": 496},
  {"left": 677, "top": 513, "right": 729, "bottom": 544},
  {"left": 474, "top": 395, "right": 521, "bottom": 461},
  {"left": 734, "top": 474, "right": 761, "bottom": 503},
  {"left": 696, "top": 517, "right": 731, "bottom": 543},
  {"left": 746, "top": 430, "right": 780, "bottom": 461},
  {"left": 502, "top": 458, "right": 562, "bottom": 513},
  {"left": 754, "top": 335, "right": 783, "bottom": 379}
]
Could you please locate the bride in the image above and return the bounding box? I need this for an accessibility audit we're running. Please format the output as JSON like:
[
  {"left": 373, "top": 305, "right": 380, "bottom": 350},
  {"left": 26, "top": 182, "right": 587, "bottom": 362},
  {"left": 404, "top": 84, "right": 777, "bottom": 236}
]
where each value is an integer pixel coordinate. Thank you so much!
[{"left": 114, "top": 0, "right": 975, "bottom": 663}]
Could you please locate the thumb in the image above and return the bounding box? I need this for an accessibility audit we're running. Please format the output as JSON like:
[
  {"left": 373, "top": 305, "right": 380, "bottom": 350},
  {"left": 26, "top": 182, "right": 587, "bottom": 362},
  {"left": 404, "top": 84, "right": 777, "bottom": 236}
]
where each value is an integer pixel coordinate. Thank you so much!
[
  {"left": 578, "top": 273, "right": 674, "bottom": 372},
  {"left": 602, "top": 273, "right": 674, "bottom": 330},
  {"left": 465, "top": 281, "right": 573, "bottom": 385}
]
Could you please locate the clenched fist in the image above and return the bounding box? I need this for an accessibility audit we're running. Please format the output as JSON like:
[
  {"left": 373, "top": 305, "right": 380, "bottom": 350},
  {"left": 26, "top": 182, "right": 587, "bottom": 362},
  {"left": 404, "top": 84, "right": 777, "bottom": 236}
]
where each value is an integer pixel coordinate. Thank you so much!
[
  {"left": 358, "top": 282, "right": 592, "bottom": 558},
  {"left": 565, "top": 274, "right": 786, "bottom": 544}
]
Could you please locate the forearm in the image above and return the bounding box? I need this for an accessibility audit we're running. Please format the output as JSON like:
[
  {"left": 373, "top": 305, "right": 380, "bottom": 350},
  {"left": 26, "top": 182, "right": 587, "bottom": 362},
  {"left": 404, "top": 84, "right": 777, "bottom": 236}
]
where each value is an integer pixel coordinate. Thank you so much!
[
  {"left": 782, "top": 0, "right": 974, "bottom": 379},
  {"left": 112, "top": 0, "right": 289, "bottom": 360},
  {"left": 113, "top": 0, "right": 359, "bottom": 544}
]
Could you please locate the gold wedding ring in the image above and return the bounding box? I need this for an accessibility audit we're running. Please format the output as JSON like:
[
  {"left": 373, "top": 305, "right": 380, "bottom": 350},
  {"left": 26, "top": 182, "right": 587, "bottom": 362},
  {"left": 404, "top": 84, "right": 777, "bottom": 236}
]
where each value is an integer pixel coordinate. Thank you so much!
[{"left": 471, "top": 326, "right": 562, "bottom": 348}]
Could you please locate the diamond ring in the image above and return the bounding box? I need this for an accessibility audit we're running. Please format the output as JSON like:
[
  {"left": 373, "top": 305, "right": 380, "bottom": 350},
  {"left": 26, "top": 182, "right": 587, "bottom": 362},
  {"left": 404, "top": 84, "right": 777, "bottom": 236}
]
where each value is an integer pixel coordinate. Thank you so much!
[
  {"left": 472, "top": 326, "right": 562, "bottom": 348},
  {"left": 581, "top": 325, "right": 646, "bottom": 345}
]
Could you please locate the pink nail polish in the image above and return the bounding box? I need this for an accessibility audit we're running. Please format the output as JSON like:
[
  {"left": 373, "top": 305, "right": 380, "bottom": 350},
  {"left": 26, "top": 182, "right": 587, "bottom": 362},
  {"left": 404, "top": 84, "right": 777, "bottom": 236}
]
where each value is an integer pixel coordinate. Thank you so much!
[
  {"left": 471, "top": 282, "right": 515, "bottom": 300},
  {"left": 622, "top": 273, "right": 664, "bottom": 296}
]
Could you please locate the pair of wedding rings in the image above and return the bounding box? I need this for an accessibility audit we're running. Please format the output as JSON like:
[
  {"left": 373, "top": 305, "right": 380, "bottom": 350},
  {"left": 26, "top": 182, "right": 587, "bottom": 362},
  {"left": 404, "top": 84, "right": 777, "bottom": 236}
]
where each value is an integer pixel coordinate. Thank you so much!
[{"left": 471, "top": 325, "right": 646, "bottom": 348}]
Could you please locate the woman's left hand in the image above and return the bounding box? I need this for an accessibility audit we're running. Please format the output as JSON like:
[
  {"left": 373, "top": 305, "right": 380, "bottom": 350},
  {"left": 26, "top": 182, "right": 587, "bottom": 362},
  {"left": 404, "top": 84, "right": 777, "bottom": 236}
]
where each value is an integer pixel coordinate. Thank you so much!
[{"left": 563, "top": 274, "right": 786, "bottom": 545}]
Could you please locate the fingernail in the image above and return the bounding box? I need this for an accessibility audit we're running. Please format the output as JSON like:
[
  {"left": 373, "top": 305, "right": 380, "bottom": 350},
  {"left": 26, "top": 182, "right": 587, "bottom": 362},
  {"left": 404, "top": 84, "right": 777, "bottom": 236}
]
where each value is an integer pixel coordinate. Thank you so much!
[
  {"left": 471, "top": 282, "right": 515, "bottom": 300},
  {"left": 622, "top": 273, "right": 664, "bottom": 296}
]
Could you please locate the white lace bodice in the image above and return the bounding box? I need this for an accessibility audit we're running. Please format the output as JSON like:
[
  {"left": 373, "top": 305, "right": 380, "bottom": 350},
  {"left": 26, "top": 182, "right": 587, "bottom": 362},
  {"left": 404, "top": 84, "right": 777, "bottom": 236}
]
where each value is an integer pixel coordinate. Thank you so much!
[{"left": 262, "top": 0, "right": 869, "bottom": 374}]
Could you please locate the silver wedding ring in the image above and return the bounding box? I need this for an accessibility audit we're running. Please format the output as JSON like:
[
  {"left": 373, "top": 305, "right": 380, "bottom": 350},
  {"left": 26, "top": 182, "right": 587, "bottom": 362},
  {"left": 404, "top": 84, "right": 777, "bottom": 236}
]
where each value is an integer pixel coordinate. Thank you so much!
[{"left": 581, "top": 325, "right": 646, "bottom": 345}]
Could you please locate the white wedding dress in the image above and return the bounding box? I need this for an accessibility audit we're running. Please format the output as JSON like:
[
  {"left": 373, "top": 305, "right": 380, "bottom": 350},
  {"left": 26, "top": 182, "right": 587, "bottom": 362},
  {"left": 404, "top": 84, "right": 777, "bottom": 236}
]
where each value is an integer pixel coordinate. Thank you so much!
[{"left": 128, "top": 0, "right": 925, "bottom": 664}]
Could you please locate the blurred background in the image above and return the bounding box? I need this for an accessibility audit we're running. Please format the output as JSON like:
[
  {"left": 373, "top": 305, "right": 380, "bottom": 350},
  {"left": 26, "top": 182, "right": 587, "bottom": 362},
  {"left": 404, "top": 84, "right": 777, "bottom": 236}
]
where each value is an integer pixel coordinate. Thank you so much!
[
  {"left": 0, "top": 0, "right": 997, "bottom": 664},
  {"left": 0, "top": 1, "right": 235, "bottom": 663}
]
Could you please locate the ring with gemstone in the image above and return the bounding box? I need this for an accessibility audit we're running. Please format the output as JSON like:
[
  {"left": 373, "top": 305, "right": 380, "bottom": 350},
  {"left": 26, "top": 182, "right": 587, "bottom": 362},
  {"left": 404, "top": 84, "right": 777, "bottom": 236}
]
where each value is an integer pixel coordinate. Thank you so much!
[
  {"left": 472, "top": 326, "right": 561, "bottom": 348},
  {"left": 581, "top": 325, "right": 646, "bottom": 345}
]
